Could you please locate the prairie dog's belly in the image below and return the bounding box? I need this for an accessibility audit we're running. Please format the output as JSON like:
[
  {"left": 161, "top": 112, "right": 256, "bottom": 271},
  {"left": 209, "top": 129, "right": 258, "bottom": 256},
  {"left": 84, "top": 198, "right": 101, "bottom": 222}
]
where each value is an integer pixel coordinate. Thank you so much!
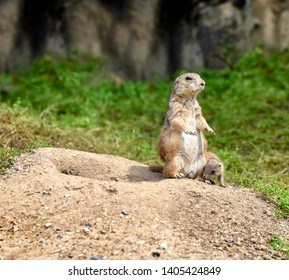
[
  {"left": 181, "top": 114, "right": 199, "bottom": 160},
  {"left": 180, "top": 115, "right": 204, "bottom": 175},
  {"left": 181, "top": 132, "right": 199, "bottom": 162},
  {"left": 181, "top": 132, "right": 203, "bottom": 174}
]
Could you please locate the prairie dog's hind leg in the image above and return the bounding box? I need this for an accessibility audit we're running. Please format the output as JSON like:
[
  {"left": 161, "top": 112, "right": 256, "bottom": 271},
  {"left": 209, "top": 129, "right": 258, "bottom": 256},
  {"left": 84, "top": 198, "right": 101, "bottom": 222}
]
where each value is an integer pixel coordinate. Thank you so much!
[{"left": 163, "top": 156, "right": 184, "bottom": 179}]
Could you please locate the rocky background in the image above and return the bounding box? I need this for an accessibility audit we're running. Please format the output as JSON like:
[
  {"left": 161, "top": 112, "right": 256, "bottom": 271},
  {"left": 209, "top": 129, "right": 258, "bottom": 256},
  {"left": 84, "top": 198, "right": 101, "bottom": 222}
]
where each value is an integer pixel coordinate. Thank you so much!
[{"left": 0, "top": 0, "right": 289, "bottom": 79}]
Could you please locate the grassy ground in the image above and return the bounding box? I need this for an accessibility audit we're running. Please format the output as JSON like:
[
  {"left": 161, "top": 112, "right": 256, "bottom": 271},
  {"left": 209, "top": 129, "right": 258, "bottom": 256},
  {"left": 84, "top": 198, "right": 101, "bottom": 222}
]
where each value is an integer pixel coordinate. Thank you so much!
[
  {"left": 0, "top": 48, "right": 288, "bottom": 215},
  {"left": 268, "top": 234, "right": 289, "bottom": 259}
]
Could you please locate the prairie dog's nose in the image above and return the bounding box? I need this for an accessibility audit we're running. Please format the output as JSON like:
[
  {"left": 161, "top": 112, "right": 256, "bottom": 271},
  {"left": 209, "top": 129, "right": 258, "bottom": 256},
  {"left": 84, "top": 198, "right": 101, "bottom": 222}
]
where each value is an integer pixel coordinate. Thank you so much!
[{"left": 200, "top": 80, "right": 205, "bottom": 87}]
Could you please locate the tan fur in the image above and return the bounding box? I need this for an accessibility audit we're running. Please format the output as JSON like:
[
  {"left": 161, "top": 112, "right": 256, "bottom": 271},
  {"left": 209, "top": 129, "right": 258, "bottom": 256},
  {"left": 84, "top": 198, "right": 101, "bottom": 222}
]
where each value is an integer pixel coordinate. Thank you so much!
[
  {"left": 150, "top": 131, "right": 210, "bottom": 176},
  {"left": 202, "top": 152, "right": 225, "bottom": 187},
  {"left": 195, "top": 100, "right": 215, "bottom": 135},
  {"left": 156, "top": 73, "right": 211, "bottom": 179}
]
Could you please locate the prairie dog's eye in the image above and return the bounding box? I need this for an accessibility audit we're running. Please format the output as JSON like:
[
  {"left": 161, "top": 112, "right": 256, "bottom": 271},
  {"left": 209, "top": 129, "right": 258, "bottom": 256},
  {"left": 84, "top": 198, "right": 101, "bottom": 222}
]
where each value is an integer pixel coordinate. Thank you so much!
[
  {"left": 185, "top": 76, "right": 193, "bottom": 81},
  {"left": 211, "top": 170, "right": 216, "bottom": 174}
]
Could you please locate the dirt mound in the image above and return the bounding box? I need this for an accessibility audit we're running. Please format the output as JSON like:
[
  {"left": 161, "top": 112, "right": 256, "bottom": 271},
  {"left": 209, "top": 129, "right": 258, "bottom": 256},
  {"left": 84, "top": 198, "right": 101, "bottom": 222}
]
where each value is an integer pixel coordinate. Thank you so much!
[{"left": 0, "top": 148, "right": 288, "bottom": 260}]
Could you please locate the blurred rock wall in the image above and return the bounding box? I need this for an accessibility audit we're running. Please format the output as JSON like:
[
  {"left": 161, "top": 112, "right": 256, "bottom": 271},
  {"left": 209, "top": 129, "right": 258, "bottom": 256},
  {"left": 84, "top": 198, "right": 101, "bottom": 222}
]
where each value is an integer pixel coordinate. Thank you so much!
[{"left": 0, "top": 0, "right": 289, "bottom": 79}]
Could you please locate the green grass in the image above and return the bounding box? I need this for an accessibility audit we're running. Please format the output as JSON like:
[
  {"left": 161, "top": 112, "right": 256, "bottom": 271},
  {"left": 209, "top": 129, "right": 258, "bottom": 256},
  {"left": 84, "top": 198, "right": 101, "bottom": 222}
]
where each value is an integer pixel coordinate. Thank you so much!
[
  {"left": 268, "top": 234, "right": 289, "bottom": 259},
  {"left": 0, "top": 47, "right": 288, "bottom": 215}
]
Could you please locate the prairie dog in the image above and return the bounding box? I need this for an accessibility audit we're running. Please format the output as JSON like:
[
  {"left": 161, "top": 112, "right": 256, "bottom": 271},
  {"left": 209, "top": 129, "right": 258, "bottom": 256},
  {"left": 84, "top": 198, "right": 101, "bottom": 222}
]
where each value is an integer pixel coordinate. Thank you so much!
[
  {"left": 156, "top": 73, "right": 212, "bottom": 179},
  {"left": 202, "top": 152, "right": 225, "bottom": 187}
]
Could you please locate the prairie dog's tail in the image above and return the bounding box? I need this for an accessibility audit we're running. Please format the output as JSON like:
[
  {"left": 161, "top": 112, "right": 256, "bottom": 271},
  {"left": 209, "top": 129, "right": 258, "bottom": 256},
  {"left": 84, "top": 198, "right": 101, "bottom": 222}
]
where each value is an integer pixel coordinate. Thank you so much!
[{"left": 149, "top": 165, "right": 163, "bottom": 173}]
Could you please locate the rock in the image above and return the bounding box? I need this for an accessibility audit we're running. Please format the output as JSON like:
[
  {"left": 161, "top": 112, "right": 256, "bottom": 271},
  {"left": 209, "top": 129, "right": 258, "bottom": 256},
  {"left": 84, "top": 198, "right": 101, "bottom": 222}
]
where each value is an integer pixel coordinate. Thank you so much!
[
  {"left": 83, "top": 228, "right": 91, "bottom": 233},
  {"left": 226, "top": 238, "right": 235, "bottom": 244},
  {"left": 44, "top": 222, "right": 52, "bottom": 229},
  {"left": 152, "top": 252, "right": 161, "bottom": 258},
  {"left": 250, "top": 238, "right": 258, "bottom": 243},
  {"left": 65, "top": 198, "right": 71, "bottom": 205},
  {"left": 1, "top": 1, "right": 289, "bottom": 78},
  {"left": 236, "top": 241, "right": 242, "bottom": 246},
  {"left": 67, "top": 253, "right": 74, "bottom": 258},
  {"left": 80, "top": 222, "right": 92, "bottom": 227},
  {"left": 91, "top": 255, "right": 99, "bottom": 260},
  {"left": 121, "top": 209, "right": 129, "bottom": 216},
  {"left": 159, "top": 242, "right": 170, "bottom": 253},
  {"left": 12, "top": 226, "right": 19, "bottom": 232},
  {"left": 267, "top": 248, "right": 277, "bottom": 254}
]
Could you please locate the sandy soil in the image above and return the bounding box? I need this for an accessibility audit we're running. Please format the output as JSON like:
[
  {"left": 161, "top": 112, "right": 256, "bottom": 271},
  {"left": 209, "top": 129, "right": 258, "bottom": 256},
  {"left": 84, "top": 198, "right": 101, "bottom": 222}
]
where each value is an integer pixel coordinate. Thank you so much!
[{"left": 0, "top": 148, "right": 288, "bottom": 260}]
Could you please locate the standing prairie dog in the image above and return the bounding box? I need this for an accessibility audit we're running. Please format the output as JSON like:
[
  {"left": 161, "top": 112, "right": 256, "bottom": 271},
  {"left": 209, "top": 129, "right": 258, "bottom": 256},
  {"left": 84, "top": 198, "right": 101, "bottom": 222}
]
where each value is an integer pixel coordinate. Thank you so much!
[
  {"left": 202, "top": 152, "right": 225, "bottom": 187},
  {"left": 156, "top": 73, "right": 214, "bottom": 179}
]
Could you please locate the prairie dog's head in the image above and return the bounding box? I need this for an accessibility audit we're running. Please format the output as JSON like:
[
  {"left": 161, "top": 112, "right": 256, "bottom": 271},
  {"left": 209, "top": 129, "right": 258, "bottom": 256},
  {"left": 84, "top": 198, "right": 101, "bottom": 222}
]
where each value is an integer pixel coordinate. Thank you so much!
[
  {"left": 172, "top": 73, "right": 205, "bottom": 98},
  {"left": 203, "top": 159, "right": 223, "bottom": 180}
]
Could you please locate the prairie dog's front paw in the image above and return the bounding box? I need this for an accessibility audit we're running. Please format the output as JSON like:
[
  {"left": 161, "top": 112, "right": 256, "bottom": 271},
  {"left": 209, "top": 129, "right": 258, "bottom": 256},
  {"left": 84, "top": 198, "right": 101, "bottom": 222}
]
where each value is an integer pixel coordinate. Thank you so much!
[
  {"left": 174, "top": 173, "right": 185, "bottom": 179},
  {"left": 206, "top": 126, "right": 215, "bottom": 135},
  {"left": 184, "top": 129, "right": 197, "bottom": 136}
]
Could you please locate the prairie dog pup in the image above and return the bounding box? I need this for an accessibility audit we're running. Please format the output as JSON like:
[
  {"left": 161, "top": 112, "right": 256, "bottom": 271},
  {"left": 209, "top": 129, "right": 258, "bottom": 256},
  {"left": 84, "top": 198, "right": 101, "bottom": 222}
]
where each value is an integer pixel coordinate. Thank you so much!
[
  {"left": 202, "top": 152, "right": 225, "bottom": 187},
  {"left": 157, "top": 73, "right": 210, "bottom": 179}
]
